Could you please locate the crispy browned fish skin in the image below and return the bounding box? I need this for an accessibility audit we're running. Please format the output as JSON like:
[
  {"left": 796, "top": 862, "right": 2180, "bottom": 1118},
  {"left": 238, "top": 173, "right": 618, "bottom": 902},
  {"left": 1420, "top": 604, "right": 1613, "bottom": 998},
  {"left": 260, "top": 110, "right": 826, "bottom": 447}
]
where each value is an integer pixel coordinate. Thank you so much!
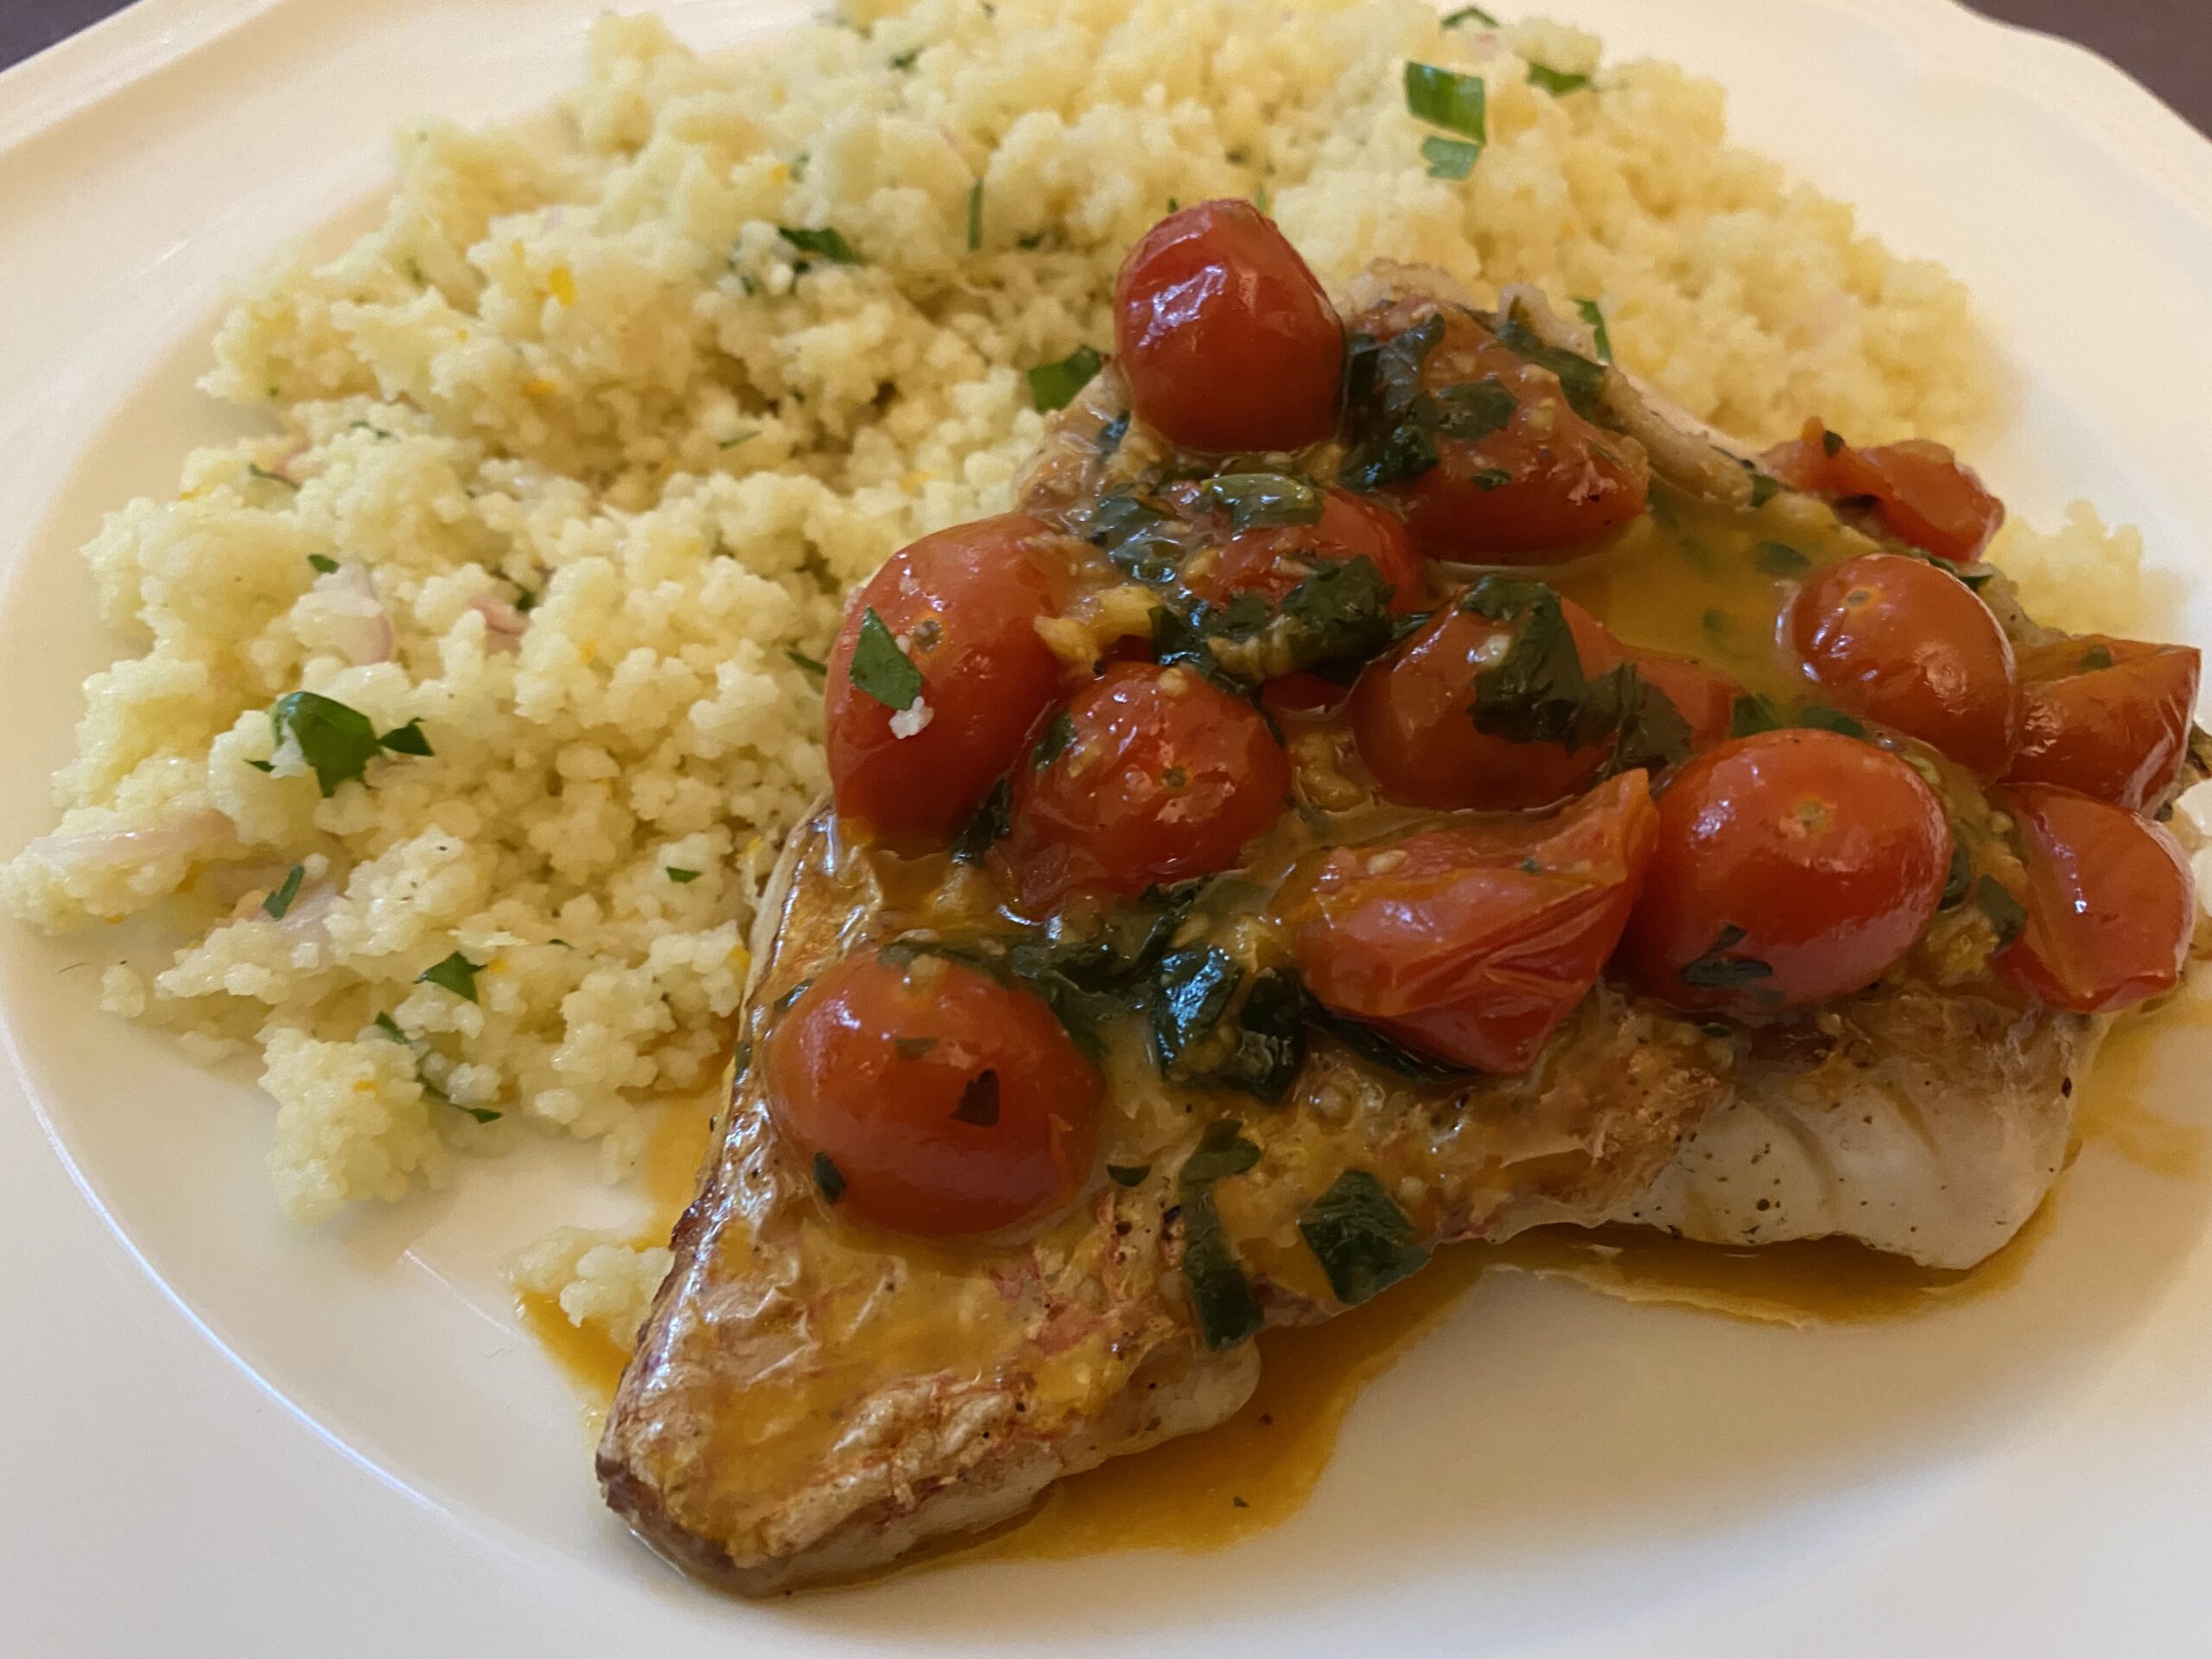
[{"left": 597, "top": 810, "right": 1728, "bottom": 1592}]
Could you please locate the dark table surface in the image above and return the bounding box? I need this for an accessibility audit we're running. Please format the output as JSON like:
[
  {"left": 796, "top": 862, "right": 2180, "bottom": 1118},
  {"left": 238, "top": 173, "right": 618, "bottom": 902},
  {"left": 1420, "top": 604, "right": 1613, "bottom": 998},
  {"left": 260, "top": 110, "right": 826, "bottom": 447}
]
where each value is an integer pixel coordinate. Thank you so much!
[{"left": 2, "top": 0, "right": 2205, "bottom": 132}]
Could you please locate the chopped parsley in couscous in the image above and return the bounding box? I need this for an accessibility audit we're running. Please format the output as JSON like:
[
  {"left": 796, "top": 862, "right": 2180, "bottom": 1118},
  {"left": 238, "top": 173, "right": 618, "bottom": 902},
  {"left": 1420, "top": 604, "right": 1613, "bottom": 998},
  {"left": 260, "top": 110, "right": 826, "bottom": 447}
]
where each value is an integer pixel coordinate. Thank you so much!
[{"left": 1, "top": 0, "right": 2152, "bottom": 1284}]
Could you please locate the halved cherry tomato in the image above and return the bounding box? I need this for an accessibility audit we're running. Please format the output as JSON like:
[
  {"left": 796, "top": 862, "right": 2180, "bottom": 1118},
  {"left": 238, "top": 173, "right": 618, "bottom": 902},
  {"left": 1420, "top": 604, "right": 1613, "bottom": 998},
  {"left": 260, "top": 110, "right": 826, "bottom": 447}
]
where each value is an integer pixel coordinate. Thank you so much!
[
  {"left": 1763, "top": 419, "right": 2004, "bottom": 563},
  {"left": 1169, "top": 483, "right": 1428, "bottom": 616},
  {"left": 1000, "top": 662, "right": 1290, "bottom": 909},
  {"left": 1113, "top": 200, "right": 1342, "bottom": 453},
  {"left": 767, "top": 950, "right": 1101, "bottom": 1236},
  {"left": 1625, "top": 649, "right": 1743, "bottom": 753},
  {"left": 1788, "top": 552, "right": 2019, "bottom": 775},
  {"left": 1350, "top": 300, "right": 1648, "bottom": 563},
  {"left": 1350, "top": 589, "right": 1624, "bottom": 810},
  {"left": 1994, "top": 784, "right": 2192, "bottom": 1014},
  {"left": 1618, "top": 728, "right": 1950, "bottom": 1014},
  {"left": 827, "top": 514, "right": 1070, "bottom": 847},
  {"left": 1280, "top": 772, "right": 1657, "bottom": 1071},
  {"left": 2005, "top": 635, "right": 2201, "bottom": 813}
]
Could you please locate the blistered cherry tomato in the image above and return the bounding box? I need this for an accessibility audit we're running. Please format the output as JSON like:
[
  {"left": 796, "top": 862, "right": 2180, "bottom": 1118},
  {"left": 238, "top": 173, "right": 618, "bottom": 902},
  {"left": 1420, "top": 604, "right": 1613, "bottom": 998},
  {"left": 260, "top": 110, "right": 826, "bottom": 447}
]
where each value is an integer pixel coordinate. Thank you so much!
[
  {"left": 826, "top": 514, "right": 1070, "bottom": 847},
  {"left": 1350, "top": 300, "right": 1648, "bottom": 563},
  {"left": 1350, "top": 590, "right": 1623, "bottom": 810},
  {"left": 767, "top": 951, "right": 1101, "bottom": 1236},
  {"left": 1618, "top": 728, "right": 1950, "bottom": 1014},
  {"left": 1996, "top": 784, "right": 2192, "bottom": 1014},
  {"left": 1281, "top": 772, "right": 1657, "bottom": 1072},
  {"left": 1626, "top": 650, "right": 1744, "bottom": 753},
  {"left": 1788, "top": 552, "right": 2019, "bottom": 775},
  {"left": 2005, "top": 635, "right": 2201, "bottom": 813},
  {"left": 1170, "top": 483, "right": 1427, "bottom": 616},
  {"left": 1113, "top": 200, "right": 1342, "bottom": 453},
  {"left": 1764, "top": 419, "right": 2005, "bottom": 563},
  {"left": 1000, "top": 662, "right": 1290, "bottom": 909}
]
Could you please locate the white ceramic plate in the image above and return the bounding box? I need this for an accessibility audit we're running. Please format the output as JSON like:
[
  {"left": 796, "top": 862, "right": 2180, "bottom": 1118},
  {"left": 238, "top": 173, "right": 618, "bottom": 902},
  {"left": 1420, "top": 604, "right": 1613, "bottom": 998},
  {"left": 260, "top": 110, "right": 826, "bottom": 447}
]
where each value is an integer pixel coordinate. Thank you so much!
[{"left": 4, "top": 1, "right": 2212, "bottom": 1652}]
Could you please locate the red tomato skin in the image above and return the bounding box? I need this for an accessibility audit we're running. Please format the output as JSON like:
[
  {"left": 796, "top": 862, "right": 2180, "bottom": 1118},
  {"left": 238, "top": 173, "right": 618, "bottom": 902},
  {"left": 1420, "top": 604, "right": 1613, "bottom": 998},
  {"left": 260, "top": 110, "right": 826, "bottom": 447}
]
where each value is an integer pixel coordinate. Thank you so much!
[
  {"left": 827, "top": 514, "right": 1070, "bottom": 848},
  {"left": 1356, "top": 302, "right": 1648, "bottom": 563},
  {"left": 1764, "top": 419, "right": 2005, "bottom": 563},
  {"left": 1113, "top": 200, "right": 1342, "bottom": 453},
  {"left": 1617, "top": 728, "right": 1951, "bottom": 1015},
  {"left": 1995, "top": 784, "right": 2193, "bottom": 1014},
  {"left": 1175, "top": 485, "right": 1428, "bottom": 616},
  {"left": 767, "top": 952, "right": 1102, "bottom": 1236},
  {"left": 1789, "top": 552, "right": 2020, "bottom": 776},
  {"left": 1284, "top": 771, "right": 1657, "bottom": 1072},
  {"left": 1626, "top": 650, "right": 1744, "bottom": 753},
  {"left": 1350, "top": 594, "right": 1624, "bottom": 810},
  {"left": 2005, "top": 636, "right": 2201, "bottom": 813},
  {"left": 1001, "top": 662, "right": 1291, "bottom": 909}
]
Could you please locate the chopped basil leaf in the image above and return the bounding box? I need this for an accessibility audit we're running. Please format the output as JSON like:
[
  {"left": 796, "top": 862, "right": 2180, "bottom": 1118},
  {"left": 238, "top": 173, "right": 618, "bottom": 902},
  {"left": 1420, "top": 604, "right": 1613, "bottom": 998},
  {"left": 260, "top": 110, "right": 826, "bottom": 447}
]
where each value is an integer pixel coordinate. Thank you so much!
[
  {"left": 1677, "top": 925, "right": 1778, "bottom": 994},
  {"left": 1754, "top": 540, "right": 1810, "bottom": 576},
  {"left": 1941, "top": 835, "right": 1973, "bottom": 910},
  {"left": 1404, "top": 61, "right": 1487, "bottom": 142},
  {"left": 1748, "top": 472, "right": 1781, "bottom": 508},
  {"left": 1494, "top": 315, "right": 1607, "bottom": 419},
  {"left": 950, "top": 775, "right": 1013, "bottom": 863},
  {"left": 1180, "top": 1176, "right": 1263, "bottom": 1350},
  {"left": 1107, "top": 1163, "right": 1151, "bottom": 1187},
  {"left": 1198, "top": 472, "right": 1322, "bottom": 532},
  {"left": 1440, "top": 4, "right": 1498, "bottom": 25},
  {"left": 666, "top": 868, "right": 701, "bottom": 883},
  {"left": 1027, "top": 345, "right": 1103, "bottom": 412},
  {"left": 950, "top": 1068, "right": 1001, "bottom": 1127},
  {"left": 1279, "top": 556, "right": 1400, "bottom": 675},
  {"left": 262, "top": 865, "right": 306, "bottom": 920},
  {"left": 514, "top": 588, "right": 539, "bottom": 613},
  {"left": 1087, "top": 491, "right": 1184, "bottom": 583},
  {"left": 778, "top": 226, "right": 861, "bottom": 264},
  {"left": 307, "top": 554, "right": 340, "bottom": 575},
  {"left": 1032, "top": 707, "right": 1076, "bottom": 768},
  {"left": 848, "top": 607, "right": 925, "bottom": 711},
  {"left": 1729, "top": 692, "right": 1783, "bottom": 738},
  {"left": 1571, "top": 296, "right": 1613, "bottom": 362},
  {"left": 719, "top": 428, "right": 758, "bottom": 450},
  {"left": 1305, "top": 1002, "right": 1476, "bottom": 1084},
  {"left": 1821, "top": 427, "right": 1847, "bottom": 457},
  {"left": 1421, "top": 134, "right": 1480, "bottom": 180},
  {"left": 1974, "top": 875, "right": 2027, "bottom": 949},
  {"left": 247, "top": 463, "right": 296, "bottom": 488},
  {"left": 1152, "top": 948, "right": 1242, "bottom": 1072},
  {"left": 813, "top": 1151, "right": 847, "bottom": 1203},
  {"left": 1151, "top": 950, "right": 1307, "bottom": 1103},
  {"left": 2080, "top": 642, "right": 2116, "bottom": 671},
  {"left": 1253, "top": 182, "right": 1272, "bottom": 217},
  {"left": 1338, "top": 315, "right": 1450, "bottom": 493},
  {"left": 1471, "top": 467, "right": 1511, "bottom": 490},
  {"left": 446, "top": 1093, "right": 502, "bottom": 1125},
  {"left": 1299, "top": 1169, "right": 1430, "bottom": 1306},
  {"left": 1338, "top": 418, "right": 1440, "bottom": 493},
  {"left": 786, "top": 649, "right": 827, "bottom": 677},
  {"left": 1096, "top": 412, "right": 1131, "bottom": 455},
  {"left": 373, "top": 1012, "right": 407, "bottom": 1042},
  {"left": 1610, "top": 670, "right": 1693, "bottom": 774},
  {"left": 263, "top": 691, "right": 429, "bottom": 797},
  {"left": 1526, "top": 62, "right": 1590, "bottom": 95},
  {"left": 889, "top": 48, "right": 918, "bottom": 69},
  {"left": 966, "top": 178, "right": 983, "bottom": 251},
  {"left": 893, "top": 1035, "right": 938, "bottom": 1059},
  {"left": 416, "top": 950, "right": 483, "bottom": 1002},
  {"left": 1795, "top": 703, "right": 1866, "bottom": 739},
  {"left": 1432, "top": 378, "right": 1516, "bottom": 442}
]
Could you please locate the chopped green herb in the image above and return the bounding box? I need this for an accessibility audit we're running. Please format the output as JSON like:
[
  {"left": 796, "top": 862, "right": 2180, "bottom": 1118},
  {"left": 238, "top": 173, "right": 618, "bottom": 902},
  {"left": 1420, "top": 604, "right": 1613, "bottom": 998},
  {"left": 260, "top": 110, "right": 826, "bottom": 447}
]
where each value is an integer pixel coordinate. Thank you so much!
[
  {"left": 1572, "top": 296, "right": 1613, "bottom": 362},
  {"left": 449, "top": 1099, "right": 503, "bottom": 1125},
  {"left": 1305, "top": 1003, "right": 1474, "bottom": 1084},
  {"left": 1299, "top": 1169, "right": 1429, "bottom": 1306},
  {"left": 786, "top": 649, "right": 828, "bottom": 677},
  {"left": 1794, "top": 702, "right": 1867, "bottom": 740},
  {"left": 1032, "top": 707, "right": 1077, "bottom": 769},
  {"left": 1941, "top": 835, "right": 1974, "bottom": 910},
  {"left": 950, "top": 776, "right": 1013, "bottom": 863},
  {"left": 1198, "top": 472, "right": 1323, "bottom": 532},
  {"left": 1278, "top": 556, "right": 1400, "bottom": 675},
  {"left": 1107, "top": 1162, "right": 1151, "bottom": 1187},
  {"left": 1471, "top": 467, "right": 1511, "bottom": 490},
  {"left": 373, "top": 1012, "right": 407, "bottom": 1042},
  {"left": 1974, "top": 875, "right": 2027, "bottom": 949},
  {"left": 1526, "top": 62, "right": 1590, "bottom": 95},
  {"left": 1821, "top": 427, "right": 1847, "bottom": 457},
  {"left": 1253, "top": 182, "right": 1271, "bottom": 217},
  {"left": 1440, "top": 3, "right": 1499, "bottom": 25},
  {"left": 261, "top": 691, "right": 429, "bottom": 798},
  {"left": 1728, "top": 692, "right": 1783, "bottom": 739},
  {"left": 1421, "top": 134, "right": 1480, "bottom": 180},
  {"left": 262, "top": 865, "right": 306, "bottom": 920},
  {"left": 416, "top": 950, "right": 483, "bottom": 1002},
  {"left": 1096, "top": 412, "right": 1131, "bottom": 455},
  {"left": 813, "top": 1152, "right": 847, "bottom": 1203},
  {"left": 1495, "top": 315, "right": 1607, "bottom": 419},
  {"left": 514, "top": 588, "right": 539, "bottom": 613},
  {"left": 247, "top": 463, "right": 296, "bottom": 488},
  {"left": 1747, "top": 472, "right": 1782, "bottom": 508},
  {"left": 1151, "top": 950, "right": 1308, "bottom": 1103},
  {"left": 889, "top": 47, "right": 918, "bottom": 69},
  {"left": 848, "top": 607, "right": 925, "bottom": 711},
  {"left": 1754, "top": 540, "right": 1810, "bottom": 576},
  {"left": 1403, "top": 61, "right": 1488, "bottom": 143},
  {"left": 666, "top": 868, "right": 702, "bottom": 884},
  {"left": 1087, "top": 491, "right": 1183, "bottom": 583},
  {"left": 966, "top": 178, "right": 984, "bottom": 251},
  {"left": 2080, "top": 642, "right": 2116, "bottom": 671},
  {"left": 778, "top": 225, "right": 861, "bottom": 265},
  {"left": 307, "top": 554, "right": 340, "bottom": 575},
  {"left": 346, "top": 420, "right": 395, "bottom": 440},
  {"left": 950, "top": 1068, "right": 1001, "bottom": 1127},
  {"left": 1027, "top": 345, "right": 1104, "bottom": 412},
  {"left": 1677, "top": 925, "right": 1777, "bottom": 994},
  {"left": 1161, "top": 764, "right": 1188, "bottom": 791},
  {"left": 719, "top": 428, "right": 759, "bottom": 450},
  {"left": 1337, "top": 315, "right": 1448, "bottom": 493},
  {"left": 1016, "top": 231, "right": 1046, "bottom": 250},
  {"left": 893, "top": 1036, "right": 939, "bottom": 1059},
  {"left": 1432, "top": 378, "right": 1516, "bottom": 442}
]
